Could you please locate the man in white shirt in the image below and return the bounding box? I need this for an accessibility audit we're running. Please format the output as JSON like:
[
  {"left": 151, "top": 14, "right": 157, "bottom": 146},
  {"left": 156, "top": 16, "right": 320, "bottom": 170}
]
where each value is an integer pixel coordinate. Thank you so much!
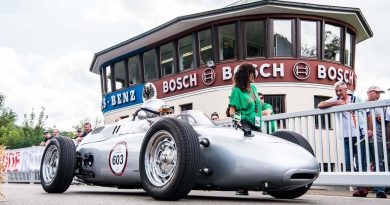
[{"left": 318, "top": 81, "right": 367, "bottom": 197}]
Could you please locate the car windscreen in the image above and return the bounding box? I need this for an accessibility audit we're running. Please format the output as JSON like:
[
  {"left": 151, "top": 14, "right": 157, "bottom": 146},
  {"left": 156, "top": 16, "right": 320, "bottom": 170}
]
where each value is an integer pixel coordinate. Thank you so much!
[{"left": 175, "top": 110, "right": 215, "bottom": 126}]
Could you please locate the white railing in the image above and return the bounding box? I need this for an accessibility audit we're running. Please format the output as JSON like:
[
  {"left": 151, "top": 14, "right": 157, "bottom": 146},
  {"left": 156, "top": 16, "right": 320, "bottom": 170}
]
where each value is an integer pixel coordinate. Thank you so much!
[{"left": 217, "top": 99, "right": 390, "bottom": 187}]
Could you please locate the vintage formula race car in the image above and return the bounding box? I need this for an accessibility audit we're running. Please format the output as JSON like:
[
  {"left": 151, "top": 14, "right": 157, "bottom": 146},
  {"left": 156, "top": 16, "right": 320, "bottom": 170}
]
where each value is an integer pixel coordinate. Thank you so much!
[{"left": 40, "top": 99, "right": 319, "bottom": 201}]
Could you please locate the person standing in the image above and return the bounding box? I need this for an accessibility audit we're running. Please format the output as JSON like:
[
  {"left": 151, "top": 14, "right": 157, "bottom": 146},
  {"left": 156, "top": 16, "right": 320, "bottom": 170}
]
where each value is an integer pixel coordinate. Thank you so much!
[
  {"left": 222, "top": 40, "right": 234, "bottom": 60},
  {"left": 318, "top": 81, "right": 367, "bottom": 197},
  {"left": 52, "top": 129, "right": 60, "bottom": 137},
  {"left": 210, "top": 112, "right": 219, "bottom": 121},
  {"left": 228, "top": 63, "right": 262, "bottom": 196},
  {"left": 75, "top": 128, "right": 84, "bottom": 145},
  {"left": 40, "top": 130, "right": 52, "bottom": 146},
  {"left": 228, "top": 63, "right": 262, "bottom": 133},
  {"left": 82, "top": 122, "right": 93, "bottom": 138},
  {"left": 259, "top": 93, "right": 277, "bottom": 134},
  {"left": 366, "top": 86, "right": 387, "bottom": 198}
]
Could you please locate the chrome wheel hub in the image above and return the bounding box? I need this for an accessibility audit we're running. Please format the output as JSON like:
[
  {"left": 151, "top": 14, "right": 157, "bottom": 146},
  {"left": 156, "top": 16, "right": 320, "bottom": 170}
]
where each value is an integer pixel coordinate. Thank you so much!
[
  {"left": 42, "top": 145, "right": 59, "bottom": 184},
  {"left": 145, "top": 131, "right": 177, "bottom": 186}
]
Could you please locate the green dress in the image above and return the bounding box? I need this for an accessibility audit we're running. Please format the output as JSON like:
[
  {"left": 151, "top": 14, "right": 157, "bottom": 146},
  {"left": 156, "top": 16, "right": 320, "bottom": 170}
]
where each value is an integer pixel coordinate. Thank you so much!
[{"left": 228, "top": 84, "right": 262, "bottom": 128}]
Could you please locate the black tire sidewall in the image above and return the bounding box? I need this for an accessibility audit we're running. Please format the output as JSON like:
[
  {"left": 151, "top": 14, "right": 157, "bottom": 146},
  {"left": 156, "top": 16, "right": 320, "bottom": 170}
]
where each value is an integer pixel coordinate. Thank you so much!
[
  {"left": 139, "top": 118, "right": 200, "bottom": 200},
  {"left": 268, "top": 131, "right": 314, "bottom": 199},
  {"left": 40, "top": 137, "right": 76, "bottom": 193},
  {"left": 271, "top": 131, "right": 314, "bottom": 156}
]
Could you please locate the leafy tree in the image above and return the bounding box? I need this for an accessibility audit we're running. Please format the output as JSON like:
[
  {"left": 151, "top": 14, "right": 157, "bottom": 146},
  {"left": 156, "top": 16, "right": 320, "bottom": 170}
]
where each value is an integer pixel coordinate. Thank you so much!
[
  {"left": 0, "top": 93, "right": 22, "bottom": 149},
  {"left": 324, "top": 30, "right": 340, "bottom": 61},
  {"left": 19, "top": 107, "right": 48, "bottom": 148}
]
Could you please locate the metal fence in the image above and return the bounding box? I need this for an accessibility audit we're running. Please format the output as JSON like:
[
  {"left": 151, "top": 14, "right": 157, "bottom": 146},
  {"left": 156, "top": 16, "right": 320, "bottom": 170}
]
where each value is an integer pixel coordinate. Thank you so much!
[{"left": 217, "top": 99, "right": 390, "bottom": 187}]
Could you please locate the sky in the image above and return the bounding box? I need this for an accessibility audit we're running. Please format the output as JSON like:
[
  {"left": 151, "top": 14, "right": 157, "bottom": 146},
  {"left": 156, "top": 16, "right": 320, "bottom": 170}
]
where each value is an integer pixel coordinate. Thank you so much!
[{"left": 0, "top": 0, "right": 389, "bottom": 131}]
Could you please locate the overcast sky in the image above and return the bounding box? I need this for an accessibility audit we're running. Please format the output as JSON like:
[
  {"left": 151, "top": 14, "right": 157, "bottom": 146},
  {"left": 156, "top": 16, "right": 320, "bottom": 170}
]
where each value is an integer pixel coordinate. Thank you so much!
[{"left": 0, "top": 0, "right": 389, "bottom": 131}]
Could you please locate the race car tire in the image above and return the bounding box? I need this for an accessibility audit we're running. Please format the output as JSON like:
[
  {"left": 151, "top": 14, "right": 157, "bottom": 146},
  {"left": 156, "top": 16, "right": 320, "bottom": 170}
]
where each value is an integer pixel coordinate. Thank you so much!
[
  {"left": 140, "top": 118, "right": 200, "bottom": 201},
  {"left": 271, "top": 130, "right": 314, "bottom": 156},
  {"left": 267, "top": 183, "right": 313, "bottom": 199},
  {"left": 267, "top": 131, "right": 314, "bottom": 199},
  {"left": 40, "top": 136, "right": 77, "bottom": 193}
]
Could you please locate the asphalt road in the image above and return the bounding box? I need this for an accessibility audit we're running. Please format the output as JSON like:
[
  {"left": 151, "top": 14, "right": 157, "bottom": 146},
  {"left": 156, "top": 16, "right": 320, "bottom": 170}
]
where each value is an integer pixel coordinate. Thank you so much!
[{"left": 2, "top": 183, "right": 389, "bottom": 205}]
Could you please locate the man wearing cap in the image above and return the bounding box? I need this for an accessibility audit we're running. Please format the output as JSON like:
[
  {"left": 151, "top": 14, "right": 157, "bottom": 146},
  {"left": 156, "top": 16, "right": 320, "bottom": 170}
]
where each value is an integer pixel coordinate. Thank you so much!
[
  {"left": 75, "top": 128, "right": 84, "bottom": 145},
  {"left": 366, "top": 85, "right": 387, "bottom": 198},
  {"left": 40, "top": 130, "right": 52, "bottom": 146}
]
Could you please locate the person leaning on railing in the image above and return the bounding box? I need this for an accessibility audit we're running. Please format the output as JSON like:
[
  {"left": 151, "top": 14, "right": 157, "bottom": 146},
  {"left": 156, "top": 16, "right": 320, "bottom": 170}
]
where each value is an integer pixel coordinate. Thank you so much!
[
  {"left": 366, "top": 86, "right": 387, "bottom": 198},
  {"left": 317, "top": 81, "right": 368, "bottom": 197},
  {"left": 386, "top": 106, "right": 390, "bottom": 170}
]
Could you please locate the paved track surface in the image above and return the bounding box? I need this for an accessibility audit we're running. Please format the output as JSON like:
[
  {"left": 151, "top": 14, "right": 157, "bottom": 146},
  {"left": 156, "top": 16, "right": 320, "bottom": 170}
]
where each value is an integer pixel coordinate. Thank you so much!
[{"left": 2, "top": 184, "right": 389, "bottom": 205}]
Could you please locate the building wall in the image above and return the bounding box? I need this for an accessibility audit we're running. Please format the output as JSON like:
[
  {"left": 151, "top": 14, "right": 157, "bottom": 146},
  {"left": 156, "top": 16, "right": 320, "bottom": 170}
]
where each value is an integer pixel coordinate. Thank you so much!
[{"left": 103, "top": 83, "right": 335, "bottom": 124}]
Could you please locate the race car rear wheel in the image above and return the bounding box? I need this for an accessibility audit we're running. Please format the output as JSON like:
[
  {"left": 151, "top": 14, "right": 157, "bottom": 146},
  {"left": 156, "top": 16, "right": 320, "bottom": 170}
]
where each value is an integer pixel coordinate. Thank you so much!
[
  {"left": 140, "top": 118, "right": 200, "bottom": 201},
  {"left": 267, "top": 131, "right": 314, "bottom": 199},
  {"left": 40, "top": 136, "right": 76, "bottom": 193},
  {"left": 271, "top": 130, "right": 314, "bottom": 156}
]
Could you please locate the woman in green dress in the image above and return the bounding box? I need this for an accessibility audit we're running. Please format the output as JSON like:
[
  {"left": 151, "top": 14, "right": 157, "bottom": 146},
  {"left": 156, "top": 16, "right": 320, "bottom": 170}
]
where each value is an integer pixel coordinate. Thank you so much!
[{"left": 228, "top": 63, "right": 262, "bottom": 132}]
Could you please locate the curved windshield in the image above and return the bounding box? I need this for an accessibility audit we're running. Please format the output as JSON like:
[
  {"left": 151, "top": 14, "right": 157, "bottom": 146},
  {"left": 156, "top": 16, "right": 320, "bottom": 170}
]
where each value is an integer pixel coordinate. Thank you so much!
[{"left": 175, "top": 110, "right": 215, "bottom": 126}]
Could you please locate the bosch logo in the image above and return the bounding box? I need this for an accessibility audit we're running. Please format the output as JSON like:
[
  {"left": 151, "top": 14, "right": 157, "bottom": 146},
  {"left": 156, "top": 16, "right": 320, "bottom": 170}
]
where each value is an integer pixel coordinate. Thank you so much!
[
  {"left": 202, "top": 68, "right": 215, "bottom": 85},
  {"left": 293, "top": 62, "right": 310, "bottom": 80}
]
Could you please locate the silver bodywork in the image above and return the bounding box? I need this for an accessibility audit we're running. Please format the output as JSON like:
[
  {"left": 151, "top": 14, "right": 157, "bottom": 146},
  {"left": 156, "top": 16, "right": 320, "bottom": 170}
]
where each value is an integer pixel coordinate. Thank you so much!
[{"left": 76, "top": 110, "right": 319, "bottom": 191}]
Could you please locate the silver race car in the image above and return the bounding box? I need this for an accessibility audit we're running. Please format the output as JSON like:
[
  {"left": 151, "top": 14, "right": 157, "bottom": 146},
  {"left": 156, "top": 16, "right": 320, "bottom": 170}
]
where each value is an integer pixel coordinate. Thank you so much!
[{"left": 40, "top": 98, "right": 319, "bottom": 201}]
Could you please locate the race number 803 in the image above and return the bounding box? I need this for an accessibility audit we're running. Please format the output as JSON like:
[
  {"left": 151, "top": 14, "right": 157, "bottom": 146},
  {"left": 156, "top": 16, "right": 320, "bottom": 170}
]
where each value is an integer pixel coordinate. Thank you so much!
[{"left": 109, "top": 141, "right": 128, "bottom": 176}]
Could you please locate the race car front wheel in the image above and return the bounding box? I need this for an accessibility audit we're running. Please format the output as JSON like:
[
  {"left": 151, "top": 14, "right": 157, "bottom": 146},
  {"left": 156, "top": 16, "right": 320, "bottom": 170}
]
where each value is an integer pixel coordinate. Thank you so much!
[
  {"left": 267, "top": 131, "right": 314, "bottom": 199},
  {"left": 40, "top": 136, "right": 76, "bottom": 193},
  {"left": 140, "top": 118, "right": 200, "bottom": 201}
]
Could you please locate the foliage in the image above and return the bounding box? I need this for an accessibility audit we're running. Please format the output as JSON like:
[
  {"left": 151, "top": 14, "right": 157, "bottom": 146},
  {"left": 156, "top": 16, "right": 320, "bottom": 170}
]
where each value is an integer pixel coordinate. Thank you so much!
[
  {"left": 324, "top": 30, "right": 340, "bottom": 61},
  {"left": 17, "top": 107, "right": 48, "bottom": 148},
  {"left": 0, "top": 94, "right": 22, "bottom": 149},
  {"left": 1, "top": 93, "right": 102, "bottom": 149}
]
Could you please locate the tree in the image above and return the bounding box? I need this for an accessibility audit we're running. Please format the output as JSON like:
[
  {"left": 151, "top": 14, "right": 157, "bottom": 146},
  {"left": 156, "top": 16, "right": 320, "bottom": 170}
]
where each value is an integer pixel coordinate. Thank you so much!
[
  {"left": 0, "top": 93, "right": 21, "bottom": 149},
  {"left": 19, "top": 107, "right": 48, "bottom": 148},
  {"left": 324, "top": 30, "right": 340, "bottom": 61}
]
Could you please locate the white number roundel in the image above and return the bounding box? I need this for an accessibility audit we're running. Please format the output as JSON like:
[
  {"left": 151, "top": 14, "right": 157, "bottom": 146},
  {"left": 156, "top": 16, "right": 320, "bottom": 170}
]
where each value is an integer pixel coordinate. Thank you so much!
[{"left": 109, "top": 141, "right": 128, "bottom": 176}]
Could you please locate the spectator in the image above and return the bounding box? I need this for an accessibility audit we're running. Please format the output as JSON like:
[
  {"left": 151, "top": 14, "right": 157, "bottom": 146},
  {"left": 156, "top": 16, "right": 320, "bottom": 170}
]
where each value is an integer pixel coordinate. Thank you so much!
[
  {"left": 317, "top": 81, "right": 367, "bottom": 197},
  {"left": 52, "top": 129, "right": 60, "bottom": 137},
  {"left": 40, "top": 130, "right": 52, "bottom": 146},
  {"left": 228, "top": 63, "right": 262, "bottom": 196},
  {"left": 222, "top": 40, "right": 234, "bottom": 60},
  {"left": 386, "top": 106, "right": 390, "bottom": 170},
  {"left": 366, "top": 86, "right": 387, "bottom": 198},
  {"left": 228, "top": 63, "right": 262, "bottom": 133},
  {"left": 259, "top": 93, "right": 277, "bottom": 134},
  {"left": 82, "top": 122, "right": 93, "bottom": 138},
  {"left": 75, "top": 128, "right": 83, "bottom": 145},
  {"left": 211, "top": 112, "right": 219, "bottom": 121}
]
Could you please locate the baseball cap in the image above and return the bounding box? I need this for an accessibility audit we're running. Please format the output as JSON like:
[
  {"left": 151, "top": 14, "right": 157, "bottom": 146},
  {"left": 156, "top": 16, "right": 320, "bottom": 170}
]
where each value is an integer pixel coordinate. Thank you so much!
[
  {"left": 367, "top": 86, "right": 385, "bottom": 93},
  {"left": 43, "top": 130, "right": 49, "bottom": 134},
  {"left": 77, "top": 128, "right": 83, "bottom": 132}
]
